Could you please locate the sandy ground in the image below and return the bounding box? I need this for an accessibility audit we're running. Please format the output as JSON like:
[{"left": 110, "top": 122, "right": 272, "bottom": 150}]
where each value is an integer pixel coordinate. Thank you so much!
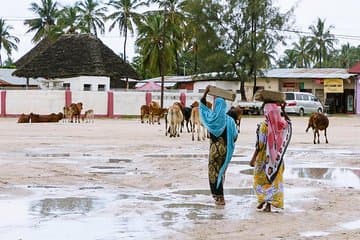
[{"left": 0, "top": 115, "right": 359, "bottom": 239}]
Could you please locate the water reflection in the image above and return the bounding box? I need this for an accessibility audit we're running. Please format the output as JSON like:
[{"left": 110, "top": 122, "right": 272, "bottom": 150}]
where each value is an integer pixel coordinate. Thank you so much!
[
  {"left": 31, "top": 197, "right": 94, "bottom": 217},
  {"left": 239, "top": 167, "right": 360, "bottom": 188}
]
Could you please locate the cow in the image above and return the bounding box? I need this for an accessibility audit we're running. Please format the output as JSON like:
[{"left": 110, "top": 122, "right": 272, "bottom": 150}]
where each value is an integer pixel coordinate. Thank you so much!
[
  {"left": 166, "top": 104, "right": 183, "bottom": 137},
  {"left": 17, "top": 113, "right": 30, "bottom": 123},
  {"left": 69, "top": 102, "right": 83, "bottom": 123},
  {"left": 191, "top": 106, "right": 206, "bottom": 141},
  {"left": 82, "top": 109, "right": 94, "bottom": 123},
  {"left": 63, "top": 106, "right": 72, "bottom": 123},
  {"left": 306, "top": 112, "right": 329, "bottom": 144},
  {"left": 227, "top": 105, "right": 243, "bottom": 133},
  {"left": 149, "top": 107, "right": 168, "bottom": 125},
  {"left": 29, "top": 112, "right": 63, "bottom": 123},
  {"left": 140, "top": 105, "right": 150, "bottom": 123},
  {"left": 191, "top": 100, "right": 213, "bottom": 109}
]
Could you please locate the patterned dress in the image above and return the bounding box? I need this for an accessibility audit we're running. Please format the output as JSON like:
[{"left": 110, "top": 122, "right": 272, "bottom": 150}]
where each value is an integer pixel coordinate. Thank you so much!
[
  {"left": 208, "top": 137, "right": 227, "bottom": 199},
  {"left": 254, "top": 122, "right": 284, "bottom": 209}
]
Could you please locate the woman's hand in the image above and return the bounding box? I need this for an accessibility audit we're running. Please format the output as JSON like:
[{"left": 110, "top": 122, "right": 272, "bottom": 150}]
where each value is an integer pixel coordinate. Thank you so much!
[
  {"left": 202, "top": 85, "right": 210, "bottom": 98},
  {"left": 249, "top": 149, "right": 258, "bottom": 167}
]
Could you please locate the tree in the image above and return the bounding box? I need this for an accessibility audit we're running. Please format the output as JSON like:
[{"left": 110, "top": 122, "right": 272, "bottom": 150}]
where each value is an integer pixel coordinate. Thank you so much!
[
  {"left": 136, "top": 12, "right": 174, "bottom": 73},
  {"left": 24, "top": 0, "right": 60, "bottom": 43},
  {"left": 219, "top": 0, "right": 292, "bottom": 100},
  {"left": 57, "top": 5, "right": 84, "bottom": 34},
  {"left": 77, "top": 0, "right": 107, "bottom": 37},
  {"left": 308, "top": 18, "right": 337, "bottom": 68},
  {"left": 286, "top": 36, "right": 312, "bottom": 68},
  {"left": 182, "top": 0, "right": 227, "bottom": 74},
  {"left": 0, "top": 19, "right": 20, "bottom": 66},
  {"left": 107, "top": 0, "right": 147, "bottom": 63}
]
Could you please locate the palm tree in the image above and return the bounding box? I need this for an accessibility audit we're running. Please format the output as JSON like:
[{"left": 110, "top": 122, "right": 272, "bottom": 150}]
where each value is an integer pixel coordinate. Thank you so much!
[
  {"left": 136, "top": 12, "right": 174, "bottom": 106},
  {"left": 77, "top": 0, "right": 108, "bottom": 37},
  {"left": 107, "top": 0, "right": 147, "bottom": 62},
  {"left": 0, "top": 19, "right": 20, "bottom": 66},
  {"left": 24, "top": 0, "right": 59, "bottom": 43},
  {"left": 57, "top": 5, "right": 84, "bottom": 34},
  {"left": 287, "top": 37, "right": 312, "bottom": 68},
  {"left": 308, "top": 18, "right": 337, "bottom": 67}
]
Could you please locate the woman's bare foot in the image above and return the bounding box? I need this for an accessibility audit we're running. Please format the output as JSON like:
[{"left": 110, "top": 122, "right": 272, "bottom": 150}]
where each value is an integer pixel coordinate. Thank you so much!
[
  {"left": 257, "top": 202, "right": 265, "bottom": 210},
  {"left": 215, "top": 196, "right": 225, "bottom": 205},
  {"left": 263, "top": 203, "right": 271, "bottom": 212}
]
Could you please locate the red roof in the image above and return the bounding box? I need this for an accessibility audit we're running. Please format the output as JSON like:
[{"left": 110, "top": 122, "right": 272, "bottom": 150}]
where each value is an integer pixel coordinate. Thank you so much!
[
  {"left": 0, "top": 79, "right": 13, "bottom": 86},
  {"left": 136, "top": 81, "right": 161, "bottom": 90},
  {"left": 348, "top": 62, "right": 360, "bottom": 74}
]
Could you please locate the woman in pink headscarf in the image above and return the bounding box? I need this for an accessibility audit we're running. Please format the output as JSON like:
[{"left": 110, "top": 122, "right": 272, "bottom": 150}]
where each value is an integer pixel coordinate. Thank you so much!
[{"left": 249, "top": 103, "right": 292, "bottom": 212}]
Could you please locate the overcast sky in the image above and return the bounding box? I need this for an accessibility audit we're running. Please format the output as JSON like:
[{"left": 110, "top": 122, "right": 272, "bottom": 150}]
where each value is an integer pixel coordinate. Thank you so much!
[{"left": 1, "top": 0, "right": 360, "bottom": 63}]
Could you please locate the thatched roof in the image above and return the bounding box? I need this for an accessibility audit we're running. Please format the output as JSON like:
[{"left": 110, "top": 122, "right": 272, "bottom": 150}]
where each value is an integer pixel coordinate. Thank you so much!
[
  {"left": 14, "top": 37, "right": 54, "bottom": 68},
  {"left": 13, "top": 34, "right": 140, "bottom": 80}
]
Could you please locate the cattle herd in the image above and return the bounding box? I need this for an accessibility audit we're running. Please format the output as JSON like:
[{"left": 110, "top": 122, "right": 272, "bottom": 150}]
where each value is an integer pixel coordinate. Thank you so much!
[
  {"left": 17, "top": 102, "right": 94, "bottom": 124},
  {"left": 140, "top": 100, "right": 330, "bottom": 144},
  {"left": 140, "top": 100, "right": 242, "bottom": 141},
  {"left": 15, "top": 99, "right": 330, "bottom": 144}
]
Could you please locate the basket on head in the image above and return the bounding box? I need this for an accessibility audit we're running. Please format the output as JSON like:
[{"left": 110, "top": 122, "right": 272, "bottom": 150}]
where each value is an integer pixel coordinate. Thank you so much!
[{"left": 253, "top": 90, "right": 285, "bottom": 103}]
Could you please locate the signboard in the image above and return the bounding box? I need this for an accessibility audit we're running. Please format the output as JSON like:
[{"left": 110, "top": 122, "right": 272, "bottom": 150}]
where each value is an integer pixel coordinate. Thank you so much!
[{"left": 324, "top": 79, "right": 343, "bottom": 93}]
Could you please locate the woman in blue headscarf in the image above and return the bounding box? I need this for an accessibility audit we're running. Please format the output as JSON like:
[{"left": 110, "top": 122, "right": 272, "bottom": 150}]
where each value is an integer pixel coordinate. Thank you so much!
[{"left": 200, "top": 86, "right": 238, "bottom": 205}]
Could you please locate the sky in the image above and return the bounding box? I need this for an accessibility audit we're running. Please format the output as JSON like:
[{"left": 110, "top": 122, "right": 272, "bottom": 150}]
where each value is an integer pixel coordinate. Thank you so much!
[{"left": 1, "top": 0, "right": 360, "bottom": 64}]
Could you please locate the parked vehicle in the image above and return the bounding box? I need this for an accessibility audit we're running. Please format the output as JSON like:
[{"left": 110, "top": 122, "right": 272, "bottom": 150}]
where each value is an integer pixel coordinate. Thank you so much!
[
  {"left": 237, "top": 100, "right": 263, "bottom": 115},
  {"left": 284, "top": 92, "right": 323, "bottom": 116}
]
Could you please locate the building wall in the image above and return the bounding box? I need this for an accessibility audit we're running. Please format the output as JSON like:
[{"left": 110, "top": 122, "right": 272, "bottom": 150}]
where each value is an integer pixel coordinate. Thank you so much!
[
  {"left": 61, "top": 76, "right": 110, "bottom": 91},
  {"left": 6, "top": 90, "right": 65, "bottom": 115}
]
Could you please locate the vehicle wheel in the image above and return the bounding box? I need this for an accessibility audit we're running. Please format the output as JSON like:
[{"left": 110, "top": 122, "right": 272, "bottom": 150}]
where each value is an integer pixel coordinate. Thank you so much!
[
  {"left": 317, "top": 108, "right": 323, "bottom": 113},
  {"left": 299, "top": 108, "right": 304, "bottom": 116}
]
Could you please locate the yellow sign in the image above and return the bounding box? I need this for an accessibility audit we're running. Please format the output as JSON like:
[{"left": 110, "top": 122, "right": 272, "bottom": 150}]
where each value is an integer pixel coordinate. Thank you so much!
[{"left": 324, "top": 79, "right": 343, "bottom": 93}]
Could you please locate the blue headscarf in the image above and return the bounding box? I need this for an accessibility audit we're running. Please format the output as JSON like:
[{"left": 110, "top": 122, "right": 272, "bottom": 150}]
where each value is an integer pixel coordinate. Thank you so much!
[{"left": 200, "top": 98, "right": 238, "bottom": 189}]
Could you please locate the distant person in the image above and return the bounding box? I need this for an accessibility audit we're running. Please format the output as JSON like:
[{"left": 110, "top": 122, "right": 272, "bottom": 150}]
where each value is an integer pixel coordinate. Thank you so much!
[
  {"left": 249, "top": 103, "right": 292, "bottom": 212},
  {"left": 200, "top": 86, "right": 238, "bottom": 205}
]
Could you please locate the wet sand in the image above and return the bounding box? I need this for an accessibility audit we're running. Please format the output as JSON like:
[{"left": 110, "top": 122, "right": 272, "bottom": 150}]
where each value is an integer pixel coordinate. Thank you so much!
[{"left": 0, "top": 115, "right": 359, "bottom": 239}]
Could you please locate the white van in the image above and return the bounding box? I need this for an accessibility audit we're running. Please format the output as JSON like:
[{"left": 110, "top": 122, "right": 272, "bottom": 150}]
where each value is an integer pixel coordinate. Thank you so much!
[{"left": 284, "top": 92, "right": 323, "bottom": 116}]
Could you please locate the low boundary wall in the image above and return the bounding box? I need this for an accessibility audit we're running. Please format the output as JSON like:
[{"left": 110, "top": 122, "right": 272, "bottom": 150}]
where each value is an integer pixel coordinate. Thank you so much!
[{"left": 0, "top": 90, "right": 210, "bottom": 118}]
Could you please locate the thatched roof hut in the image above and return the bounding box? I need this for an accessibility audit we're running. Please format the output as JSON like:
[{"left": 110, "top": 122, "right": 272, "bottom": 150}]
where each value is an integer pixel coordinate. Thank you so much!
[
  {"left": 13, "top": 34, "right": 140, "bottom": 80},
  {"left": 14, "top": 37, "right": 54, "bottom": 68}
]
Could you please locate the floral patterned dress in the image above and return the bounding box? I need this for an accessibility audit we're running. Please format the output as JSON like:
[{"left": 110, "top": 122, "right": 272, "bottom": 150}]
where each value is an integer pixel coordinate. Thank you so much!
[{"left": 254, "top": 122, "right": 284, "bottom": 209}]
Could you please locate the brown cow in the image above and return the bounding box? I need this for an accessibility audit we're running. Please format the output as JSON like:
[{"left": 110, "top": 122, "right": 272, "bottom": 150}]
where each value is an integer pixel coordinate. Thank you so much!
[
  {"left": 63, "top": 106, "right": 72, "bottom": 123},
  {"left": 227, "top": 105, "right": 243, "bottom": 133},
  {"left": 140, "top": 105, "right": 150, "bottom": 123},
  {"left": 17, "top": 113, "right": 30, "bottom": 123},
  {"left": 306, "top": 112, "right": 329, "bottom": 144},
  {"left": 29, "top": 112, "right": 63, "bottom": 123},
  {"left": 69, "top": 102, "right": 83, "bottom": 123},
  {"left": 150, "top": 107, "right": 168, "bottom": 125}
]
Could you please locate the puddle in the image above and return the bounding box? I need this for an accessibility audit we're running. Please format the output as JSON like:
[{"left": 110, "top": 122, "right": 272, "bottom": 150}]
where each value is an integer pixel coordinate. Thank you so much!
[
  {"left": 25, "top": 153, "right": 71, "bottom": 157},
  {"left": 300, "top": 231, "right": 330, "bottom": 237},
  {"left": 144, "top": 153, "right": 246, "bottom": 158},
  {"left": 240, "top": 167, "right": 360, "bottom": 188},
  {"left": 90, "top": 166, "right": 124, "bottom": 169},
  {"left": 109, "top": 158, "right": 132, "bottom": 163},
  {"left": 339, "top": 219, "right": 360, "bottom": 230},
  {"left": 27, "top": 185, "right": 60, "bottom": 189},
  {"left": 31, "top": 197, "right": 95, "bottom": 217},
  {"left": 173, "top": 188, "right": 254, "bottom": 196}
]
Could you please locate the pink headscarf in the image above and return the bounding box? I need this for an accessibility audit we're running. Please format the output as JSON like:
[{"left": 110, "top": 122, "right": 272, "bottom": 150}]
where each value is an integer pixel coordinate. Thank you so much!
[{"left": 264, "top": 103, "right": 289, "bottom": 164}]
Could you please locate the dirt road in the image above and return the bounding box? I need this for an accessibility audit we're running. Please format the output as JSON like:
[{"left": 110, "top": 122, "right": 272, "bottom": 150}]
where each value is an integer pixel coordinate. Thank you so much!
[{"left": 0, "top": 115, "right": 359, "bottom": 239}]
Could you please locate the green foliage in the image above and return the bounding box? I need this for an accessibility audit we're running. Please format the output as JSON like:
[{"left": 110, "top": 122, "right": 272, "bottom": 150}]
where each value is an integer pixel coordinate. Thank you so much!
[{"left": 0, "top": 19, "right": 20, "bottom": 66}]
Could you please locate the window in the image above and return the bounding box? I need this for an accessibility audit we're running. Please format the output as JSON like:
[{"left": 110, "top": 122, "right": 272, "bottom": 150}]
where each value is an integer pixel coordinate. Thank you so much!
[
  {"left": 98, "top": 84, "right": 105, "bottom": 91},
  {"left": 63, "top": 83, "right": 70, "bottom": 90},
  {"left": 83, "top": 84, "right": 91, "bottom": 91},
  {"left": 302, "top": 94, "right": 309, "bottom": 101},
  {"left": 285, "top": 93, "right": 295, "bottom": 100}
]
